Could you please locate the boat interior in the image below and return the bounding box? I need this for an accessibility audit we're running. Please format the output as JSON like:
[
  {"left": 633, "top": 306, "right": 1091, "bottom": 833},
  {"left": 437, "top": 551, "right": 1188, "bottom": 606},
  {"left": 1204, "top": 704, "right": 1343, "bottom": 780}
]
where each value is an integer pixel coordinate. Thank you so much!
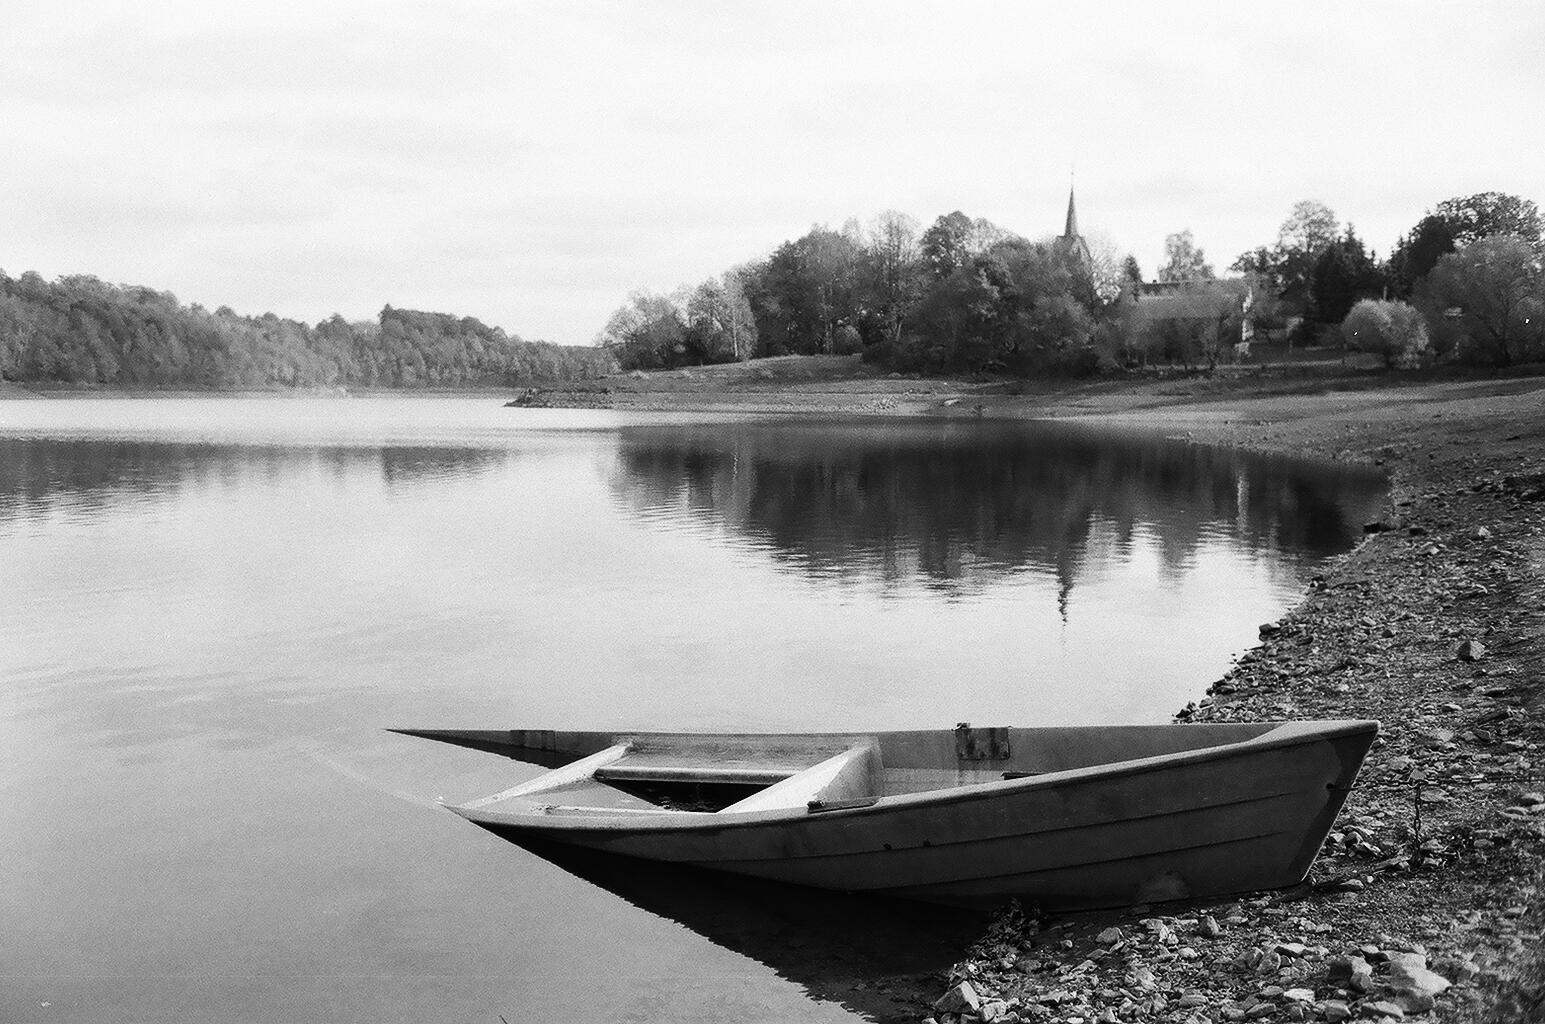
[{"left": 414, "top": 722, "right": 1291, "bottom": 819}]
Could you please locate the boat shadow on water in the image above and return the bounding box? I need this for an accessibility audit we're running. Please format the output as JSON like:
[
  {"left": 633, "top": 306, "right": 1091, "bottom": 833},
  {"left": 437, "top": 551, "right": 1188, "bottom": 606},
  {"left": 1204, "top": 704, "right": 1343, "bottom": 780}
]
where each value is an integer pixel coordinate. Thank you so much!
[{"left": 486, "top": 831, "right": 987, "bottom": 1022}]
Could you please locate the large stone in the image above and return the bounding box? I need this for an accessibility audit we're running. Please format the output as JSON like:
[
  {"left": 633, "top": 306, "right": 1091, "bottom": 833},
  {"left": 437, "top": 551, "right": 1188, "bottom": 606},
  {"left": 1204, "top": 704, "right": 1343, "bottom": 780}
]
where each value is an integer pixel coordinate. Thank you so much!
[
  {"left": 1321, "top": 999, "right": 1352, "bottom": 1021},
  {"left": 933, "top": 981, "right": 982, "bottom": 1015},
  {"left": 1457, "top": 639, "right": 1487, "bottom": 662},
  {"left": 1386, "top": 951, "right": 1451, "bottom": 1003},
  {"left": 1096, "top": 926, "right": 1124, "bottom": 945}
]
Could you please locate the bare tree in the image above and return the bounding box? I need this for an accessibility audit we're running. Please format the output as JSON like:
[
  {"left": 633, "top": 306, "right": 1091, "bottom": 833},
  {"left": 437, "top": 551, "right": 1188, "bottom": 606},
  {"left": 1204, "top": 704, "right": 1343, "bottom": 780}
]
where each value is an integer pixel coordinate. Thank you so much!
[{"left": 865, "top": 210, "right": 923, "bottom": 347}]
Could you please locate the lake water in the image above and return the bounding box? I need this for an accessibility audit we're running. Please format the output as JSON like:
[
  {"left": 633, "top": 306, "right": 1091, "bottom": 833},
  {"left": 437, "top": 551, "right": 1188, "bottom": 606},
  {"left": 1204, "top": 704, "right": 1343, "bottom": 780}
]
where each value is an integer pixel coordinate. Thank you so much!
[{"left": 0, "top": 397, "right": 1386, "bottom": 1023}]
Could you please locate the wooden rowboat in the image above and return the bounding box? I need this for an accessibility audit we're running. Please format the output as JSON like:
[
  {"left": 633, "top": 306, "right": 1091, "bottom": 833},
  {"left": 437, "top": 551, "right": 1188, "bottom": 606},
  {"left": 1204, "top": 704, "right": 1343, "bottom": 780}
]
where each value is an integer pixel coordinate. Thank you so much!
[{"left": 395, "top": 720, "right": 1377, "bottom": 910}]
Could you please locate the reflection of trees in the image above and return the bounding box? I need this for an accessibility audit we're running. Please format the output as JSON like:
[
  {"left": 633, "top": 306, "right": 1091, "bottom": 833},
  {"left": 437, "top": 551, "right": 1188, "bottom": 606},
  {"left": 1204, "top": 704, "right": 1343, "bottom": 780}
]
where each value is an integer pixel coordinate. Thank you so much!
[
  {"left": 608, "top": 420, "right": 1387, "bottom": 592},
  {"left": 0, "top": 440, "right": 509, "bottom": 522}
]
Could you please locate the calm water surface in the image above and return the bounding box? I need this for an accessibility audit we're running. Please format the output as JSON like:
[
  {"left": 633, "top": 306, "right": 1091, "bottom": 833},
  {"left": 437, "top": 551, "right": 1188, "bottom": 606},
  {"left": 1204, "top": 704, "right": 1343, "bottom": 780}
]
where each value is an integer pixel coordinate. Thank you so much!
[{"left": 0, "top": 398, "right": 1386, "bottom": 1023}]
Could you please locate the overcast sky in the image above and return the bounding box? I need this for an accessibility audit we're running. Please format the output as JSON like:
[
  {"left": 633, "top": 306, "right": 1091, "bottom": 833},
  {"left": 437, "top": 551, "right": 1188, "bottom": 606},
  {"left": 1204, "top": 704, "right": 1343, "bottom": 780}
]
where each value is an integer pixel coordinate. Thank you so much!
[{"left": 3, "top": 1, "right": 1542, "bottom": 345}]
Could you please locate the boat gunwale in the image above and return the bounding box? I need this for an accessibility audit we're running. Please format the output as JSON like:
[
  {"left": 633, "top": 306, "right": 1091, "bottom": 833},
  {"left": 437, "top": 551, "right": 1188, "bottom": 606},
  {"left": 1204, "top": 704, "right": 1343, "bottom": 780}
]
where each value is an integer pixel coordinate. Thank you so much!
[{"left": 446, "top": 718, "right": 1378, "bottom": 833}]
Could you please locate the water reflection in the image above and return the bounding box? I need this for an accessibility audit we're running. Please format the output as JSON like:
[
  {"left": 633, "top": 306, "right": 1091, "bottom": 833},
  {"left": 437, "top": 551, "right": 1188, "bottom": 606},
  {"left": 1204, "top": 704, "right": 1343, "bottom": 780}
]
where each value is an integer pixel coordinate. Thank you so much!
[
  {"left": 607, "top": 420, "right": 1387, "bottom": 597},
  {"left": 0, "top": 439, "right": 512, "bottom": 524},
  {"left": 502, "top": 837, "right": 984, "bottom": 1023}
]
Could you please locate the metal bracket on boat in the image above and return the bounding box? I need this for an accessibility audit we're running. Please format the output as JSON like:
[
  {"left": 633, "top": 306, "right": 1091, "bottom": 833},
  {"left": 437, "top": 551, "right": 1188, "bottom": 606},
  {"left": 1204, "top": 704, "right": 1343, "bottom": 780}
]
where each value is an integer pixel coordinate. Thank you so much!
[
  {"left": 807, "top": 796, "right": 881, "bottom": 813},
  {"left": 954, "top": 723, "right": 1010, "bottom": 762}
]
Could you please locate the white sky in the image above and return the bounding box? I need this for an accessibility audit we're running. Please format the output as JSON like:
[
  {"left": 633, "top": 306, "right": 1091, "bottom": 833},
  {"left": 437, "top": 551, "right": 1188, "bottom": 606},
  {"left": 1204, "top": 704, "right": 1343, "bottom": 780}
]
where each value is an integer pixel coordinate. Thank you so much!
[{"left": 3, "top": 1, "right": 1542, "bottom": 345}]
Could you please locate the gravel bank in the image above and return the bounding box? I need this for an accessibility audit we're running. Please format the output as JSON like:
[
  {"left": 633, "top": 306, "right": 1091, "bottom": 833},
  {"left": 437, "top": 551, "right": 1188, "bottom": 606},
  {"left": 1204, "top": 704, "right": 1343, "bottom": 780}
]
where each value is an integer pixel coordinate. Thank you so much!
[{"left": 918, "top": 377, "right": 1545, "bottom": 1024}]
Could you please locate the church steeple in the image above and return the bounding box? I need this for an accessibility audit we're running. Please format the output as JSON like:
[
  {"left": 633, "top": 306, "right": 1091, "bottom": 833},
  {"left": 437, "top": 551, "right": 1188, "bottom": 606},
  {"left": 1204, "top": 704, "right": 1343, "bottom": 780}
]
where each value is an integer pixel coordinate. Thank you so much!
[{"left": 1055, "top": 178, "right": 1091, "bottom": 269}]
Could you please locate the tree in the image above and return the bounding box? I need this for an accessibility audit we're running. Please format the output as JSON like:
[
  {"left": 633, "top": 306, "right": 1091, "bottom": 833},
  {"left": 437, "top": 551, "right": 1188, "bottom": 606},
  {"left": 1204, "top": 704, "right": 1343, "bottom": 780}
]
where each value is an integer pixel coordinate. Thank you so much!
[
  {"left": 919, "top": 211, "right": 975, "bottom": 279},
  {"left": 1432, "top": 192, "right": 1543, "bottom": 251},
  {"left": 1081, "top": 232, "right": 1131, "bottom": 307},
  {"left": 1310, "top": 227, "right": 1385, "bottom": 328},
  {"left": 1387, "top": 215, "right": 1458, "bottom": 298},
  {"left": 900, "top": 238, "right": 1094, "bottom": 376},
  {"left": 1418, "top": 235, "right": 1544, "bottom": 367},
  {"left": 1121, "top": 254, "right": 1143, "bottom": 286},
  {"left": 1271, "top": 200, "right": 1340, "bottom": 312},
  {"left": 1229, "top": 246, "right": 1279, "bottom": 290},
  {"left": 1341, "top": 300, "right": 1430, "bottom": 368},
  {"left": 918, "top": 211, "right": 1015, "bottom": 280},
  {"left": 861, "top": 211, "right": 924, "bottom": 349},
  {"left": 741, "top": 226, "right": 864, "bottom": 356},
  {"left": 1388, "top": 193, "right": 1541, "bottom": 298},
  {"left": 685, "top": 272, "right": 757, "bottom": 362},
  {"left": 597, "top": 291, "right": 688, "bottom": 369},
  {"left": 1157, "top": 229, "right": 1214, "bottom": 282},
  {"left": 1276, "top": 200, "right": 1340, "bottom": 256}
]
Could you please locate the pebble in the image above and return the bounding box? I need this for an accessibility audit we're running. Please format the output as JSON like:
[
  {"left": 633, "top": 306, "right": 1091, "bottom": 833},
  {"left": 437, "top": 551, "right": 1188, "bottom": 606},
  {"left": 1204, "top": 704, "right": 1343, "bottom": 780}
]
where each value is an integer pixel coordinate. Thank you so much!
[{"left": 980, "top": 997, "right": 1012, "bottom": 1022}]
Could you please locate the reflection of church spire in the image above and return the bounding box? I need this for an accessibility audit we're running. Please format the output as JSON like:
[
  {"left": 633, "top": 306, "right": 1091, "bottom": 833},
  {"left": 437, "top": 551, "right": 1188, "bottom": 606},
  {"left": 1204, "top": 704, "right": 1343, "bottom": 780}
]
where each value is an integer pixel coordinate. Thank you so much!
[{"left": 1052, "top": 510, "right": 1091, "bottom": 626}]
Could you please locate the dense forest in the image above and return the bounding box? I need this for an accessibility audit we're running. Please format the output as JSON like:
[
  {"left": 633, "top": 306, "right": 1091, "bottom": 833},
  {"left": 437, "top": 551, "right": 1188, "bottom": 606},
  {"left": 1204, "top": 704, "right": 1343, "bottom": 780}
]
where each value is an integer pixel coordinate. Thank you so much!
[
  {"left": 600, "top": 191, "right": 1545, "bottom": 375},
  {"left": 0, "top": 270, "right": 615, "bottom": 388}
]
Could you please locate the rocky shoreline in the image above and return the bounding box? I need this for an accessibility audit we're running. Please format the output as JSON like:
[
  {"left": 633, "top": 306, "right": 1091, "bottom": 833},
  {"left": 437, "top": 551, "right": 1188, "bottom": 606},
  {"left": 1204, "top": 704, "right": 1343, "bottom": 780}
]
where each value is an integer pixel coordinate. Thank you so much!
[{"left": 914, "top": 381, "right": 1545, "bottom": 1023}]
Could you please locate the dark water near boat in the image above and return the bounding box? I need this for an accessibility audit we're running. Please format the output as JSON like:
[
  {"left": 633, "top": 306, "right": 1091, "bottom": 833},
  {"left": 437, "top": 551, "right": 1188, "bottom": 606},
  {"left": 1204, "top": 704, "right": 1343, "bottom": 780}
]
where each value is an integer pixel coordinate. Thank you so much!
[{"left": 0, "top": 398, "right": 1386, "bottom": 1023}]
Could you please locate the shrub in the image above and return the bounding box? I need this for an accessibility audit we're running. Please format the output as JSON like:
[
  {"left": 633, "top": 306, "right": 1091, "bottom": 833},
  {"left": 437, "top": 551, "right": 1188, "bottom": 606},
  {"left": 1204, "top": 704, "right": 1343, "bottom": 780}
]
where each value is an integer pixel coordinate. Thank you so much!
[{"left": 1341, "top": 300, "right": 1431, "bottom": 369}]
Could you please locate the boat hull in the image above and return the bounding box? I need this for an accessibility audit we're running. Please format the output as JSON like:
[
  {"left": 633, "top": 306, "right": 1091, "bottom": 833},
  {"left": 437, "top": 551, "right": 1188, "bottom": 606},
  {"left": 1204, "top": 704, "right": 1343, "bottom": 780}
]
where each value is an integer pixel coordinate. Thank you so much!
[{"left": 422, "top": 721, "right": 1376, "bottom": 910}]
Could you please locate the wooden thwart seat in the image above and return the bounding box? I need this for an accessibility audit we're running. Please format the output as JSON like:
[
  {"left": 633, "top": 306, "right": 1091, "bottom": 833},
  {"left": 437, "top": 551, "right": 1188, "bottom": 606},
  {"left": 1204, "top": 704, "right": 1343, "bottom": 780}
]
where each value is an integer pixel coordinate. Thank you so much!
[{"left": 719, "top": 742, "right": 879, "bottom": 814}]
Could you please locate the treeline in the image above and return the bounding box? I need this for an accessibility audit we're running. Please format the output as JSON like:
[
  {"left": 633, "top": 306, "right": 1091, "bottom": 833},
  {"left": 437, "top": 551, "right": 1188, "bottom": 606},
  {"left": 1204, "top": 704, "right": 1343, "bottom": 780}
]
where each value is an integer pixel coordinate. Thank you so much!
[
  {"left": 599, "top": 212, "right": 1113, "bottom": 376},
  {"left": 1229, "top": 192, "right": 1545, "bottom": 368},
  {"left": 600, "top": 191, "right": 1545, "bottom": 375},
  {"left": 0, "top": 270, "right": 615, "bottom": 388}
]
